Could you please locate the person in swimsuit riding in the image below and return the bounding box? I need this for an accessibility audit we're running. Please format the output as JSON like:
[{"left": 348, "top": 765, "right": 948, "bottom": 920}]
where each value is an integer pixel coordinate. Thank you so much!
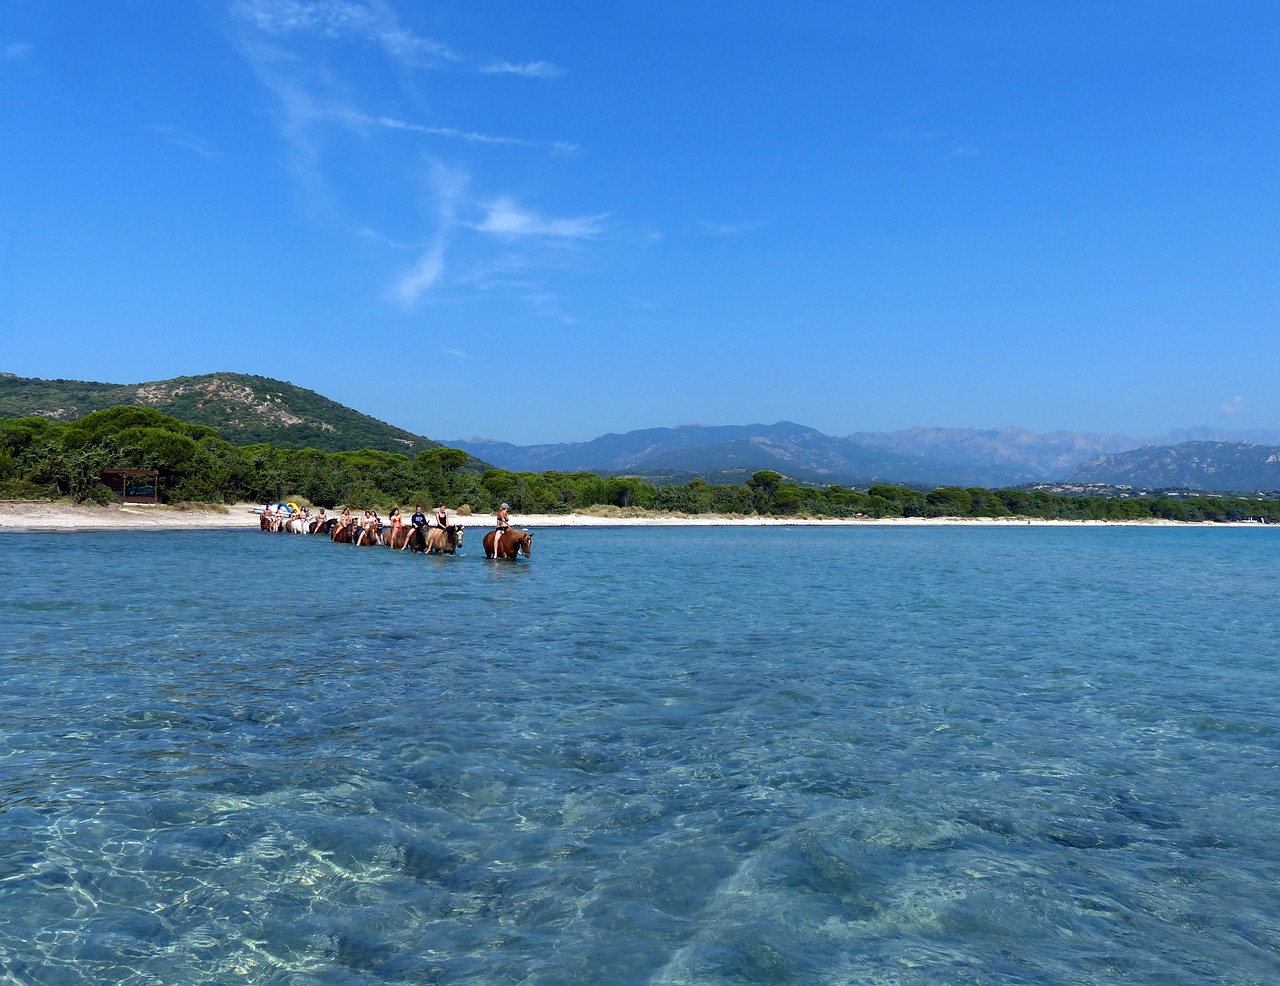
[
  {"left": 493, "top": 502, "right": 510, "bottom": 555},
  {"left": 426, "top": 502, "right": 449, "bottom": 552}
]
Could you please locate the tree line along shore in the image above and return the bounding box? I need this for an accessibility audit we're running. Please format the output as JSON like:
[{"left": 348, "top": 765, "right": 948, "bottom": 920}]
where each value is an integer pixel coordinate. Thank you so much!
[{"left": 3, "top": 405, "right": 1278, "bottom": 525}]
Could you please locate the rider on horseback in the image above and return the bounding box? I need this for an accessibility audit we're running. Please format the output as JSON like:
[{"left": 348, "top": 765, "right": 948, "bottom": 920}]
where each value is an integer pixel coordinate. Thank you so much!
[
  {"left": 493, "top": 502, "right": 510, "bottom": 555},
  {"left": 426, "top": 502, "right": 450, "bottom": 553}
]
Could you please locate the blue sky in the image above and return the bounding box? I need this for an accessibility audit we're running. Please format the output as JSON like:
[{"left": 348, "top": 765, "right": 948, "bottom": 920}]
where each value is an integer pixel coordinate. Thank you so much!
[{"left": 2, "top": 2, "right": 1278, "bottom": 444}]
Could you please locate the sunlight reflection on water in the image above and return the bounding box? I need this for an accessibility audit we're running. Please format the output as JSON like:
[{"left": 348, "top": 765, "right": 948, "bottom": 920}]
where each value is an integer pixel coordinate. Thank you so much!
[{"left": 1, "top": 526, "right": 1278, "bottom": 983}]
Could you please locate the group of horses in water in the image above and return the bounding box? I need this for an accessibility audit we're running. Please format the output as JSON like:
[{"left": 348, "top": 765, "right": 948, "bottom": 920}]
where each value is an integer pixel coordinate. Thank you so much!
[{"left": 258, "top": 508, "right": 533, "bottom": 559}]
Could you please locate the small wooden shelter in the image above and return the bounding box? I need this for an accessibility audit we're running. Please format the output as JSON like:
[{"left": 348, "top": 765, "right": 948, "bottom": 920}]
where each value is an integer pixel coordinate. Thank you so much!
[{"left": 101, "top": 469, "right": 159, "bottom": 504}]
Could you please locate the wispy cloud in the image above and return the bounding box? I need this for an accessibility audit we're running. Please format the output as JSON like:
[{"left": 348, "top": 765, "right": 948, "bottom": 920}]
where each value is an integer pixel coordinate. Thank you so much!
[
  {"left": 233, "top": 0, "right": 561, "bottom": 78},
  {"left": 145, "top": 125, "right": 222, "bottom": 159},
  {"left": 366, "top": 114, "right": 577, "bottom": 153},
  {"left": 234, "top": 0, "right": 459, "bottom": 65},
  {"left": 358, "top": 227, "right": 415, "bottom": 250},
  {"left": 395, "top": 242, "right": 447, "bottom": 302},
  {"left": 697, "top": 219, "right": 759, "bottom": 236},
  {"left": 480, "top": 59, "right": 563, "bottom": 79},
  {"left": 232, "top": 1, "right": 599, "bottom": 312},
  {"left": 392, "top": 160, "right": 468, "bottom": 306},
  {"left": 233, "top": 3, "right": 574, "bottom": 160},
  {"left": 473, "top": 198, "right": 607, "bottom": 240},
  {"left": 391, "top": 191, "right": 606, "bottom": 306},
  {"left": 1222, "top": 395, "right": 1244, "bottom": 415},
  {"left": 2, "top": 40, "right": 31, "bottom": 63}
]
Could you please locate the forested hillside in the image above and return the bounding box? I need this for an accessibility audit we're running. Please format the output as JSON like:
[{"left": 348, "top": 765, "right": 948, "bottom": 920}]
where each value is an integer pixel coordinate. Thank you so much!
[
  {"left": 0, "top": 372, "right": 438, "bottom": 455},
  {"left": 3, "top": 406, "right": 1277, "bottom": 524}
]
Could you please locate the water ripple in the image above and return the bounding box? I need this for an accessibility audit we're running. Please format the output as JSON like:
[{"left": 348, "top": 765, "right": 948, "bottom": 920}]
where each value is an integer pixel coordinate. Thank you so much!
[{"left": 1, "top": 526, "right": 1278, "bottom": 983}]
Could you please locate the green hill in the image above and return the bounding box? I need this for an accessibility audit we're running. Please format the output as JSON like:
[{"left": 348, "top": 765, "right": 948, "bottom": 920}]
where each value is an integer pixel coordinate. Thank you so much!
[{"left": 0, "top": 372, "right": 438, "bottom": 455}]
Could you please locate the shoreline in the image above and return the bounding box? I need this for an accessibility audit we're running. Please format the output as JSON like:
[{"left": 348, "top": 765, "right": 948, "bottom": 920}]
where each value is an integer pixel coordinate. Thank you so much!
[{"left": 0, "top": 500, "right": 1272, "bottom": 532}]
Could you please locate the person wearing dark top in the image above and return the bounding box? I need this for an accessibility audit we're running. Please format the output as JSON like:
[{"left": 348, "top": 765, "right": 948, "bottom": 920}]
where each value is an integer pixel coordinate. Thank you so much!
[{"left": 426, "top": 503, "right": 450, "bottom": 552}]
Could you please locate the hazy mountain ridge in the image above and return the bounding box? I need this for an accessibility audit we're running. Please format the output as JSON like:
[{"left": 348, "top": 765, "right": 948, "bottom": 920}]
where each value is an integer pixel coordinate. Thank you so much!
[
  {"left": 1066, "top": 441, "right": 1280, "bottom": 492},
  {"left": 1152, "top": 427, "right": 1280, "bottom": 446},
  {"left": 633, "top": 432, "right": 1029, "bottom": 488},
  {"left": 0, "top": 372, "right": 438, "bottom": 455},
  {"left": 7, "top": 372, "right": 1279, "bottom": 490},
  {"left": 453, "top": 424, "right": 1280, "bottom": 491},
  {"left": 847, "top": 426, "right": 1141, "bottom": 477},
  {"left": 448, "top": 422, "right": 1081, "bottom": 487},
  {"left": 450, "top": 423, "right": 825, "bottom": 473}
]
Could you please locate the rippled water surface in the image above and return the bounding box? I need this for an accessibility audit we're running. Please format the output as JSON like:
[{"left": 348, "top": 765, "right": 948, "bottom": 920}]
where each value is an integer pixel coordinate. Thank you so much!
[{"left": 2, "top": 525, "right": 1279, "bottom": 984}]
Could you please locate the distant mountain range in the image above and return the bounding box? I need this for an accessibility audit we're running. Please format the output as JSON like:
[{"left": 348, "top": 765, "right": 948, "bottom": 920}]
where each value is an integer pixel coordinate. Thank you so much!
[
  {"left": 1065, "top": 441, "right": 1280, "bottom": 492},
  {"left": 0, "top": 371, "right": 438, "bottom": 455},
  {"left": 453, "top": 422, "right": 1065, "bottom": 488},
  {"left": 449, "top": 424, "right": 1280, "bottom": 492},
  {"left": 5, "top": 371, "right": 1279, "bottom": 491}
]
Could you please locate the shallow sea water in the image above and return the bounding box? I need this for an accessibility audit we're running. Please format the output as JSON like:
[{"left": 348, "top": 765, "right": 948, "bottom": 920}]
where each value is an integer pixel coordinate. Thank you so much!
[{"left": 1, "top": 525, "right": 1278, "bottom": 984}]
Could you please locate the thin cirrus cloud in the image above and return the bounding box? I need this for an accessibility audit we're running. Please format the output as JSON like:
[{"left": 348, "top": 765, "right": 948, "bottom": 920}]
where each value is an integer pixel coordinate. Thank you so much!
[
  {"left": 368, "top": 114, "right": 577, "bottom": 153},
  {"left": 1222, "top": 396, "right": 1245, "bottom": 415},
  {"left": 2, "top": 40, "right": 32, "bottom": 62},
  {"left": 392, "top": 160, "right": 467, "bottom": 304},
  {"left": 472, "top": 198, "right": 608, "bottom": 240},
  {"left": 145, "top": 125, "right": 223, "bottom": 159},
  {"left": 234, "top": 0, "right": 459, "bottom": 65},
  {"left": 393, "top": 194, "right": 608, "bottom": 306},
  {"left": 232, "top": 1, "right": 595, "bottom": 311},
  {"left": 395, "top": 242, "right": 447, "bottom": 303},
  {"left": 696, "top": 219, "right": 759, "bottom": 236},
  {"left": 480, "top": 59, "right": 563, "bottom": 79},
  {"left": 233, "top": 0, "right": 562, "bottom": 78}
]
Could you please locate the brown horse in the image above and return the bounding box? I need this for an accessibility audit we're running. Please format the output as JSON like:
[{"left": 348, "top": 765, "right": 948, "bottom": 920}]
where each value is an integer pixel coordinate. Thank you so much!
[
  {"left": 425, "top": 524, "right": 465, "bottom": 555},
  {"left": 330, "top": 521, "right": 356, "bottom": 544},
  {"left": 260, "top": 513, "right": 275, "bottom": 531},
  {"left": 309, "top": 517, "right": 338, "bottom": 535},
  {"left": 383, "top": 525, "right": 416, "bottom": 550},
  {"left": 483, "top": 528, "right": 531, "bottom": 559}
]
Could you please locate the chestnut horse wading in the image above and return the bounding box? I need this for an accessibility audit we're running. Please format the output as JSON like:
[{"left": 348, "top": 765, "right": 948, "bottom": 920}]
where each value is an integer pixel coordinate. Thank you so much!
[
  {"left": 483, "top": 528, "right": 532, "bottom": 559},
  {"left": 383, "top": 526, "right": 415, "bottom": 550}
]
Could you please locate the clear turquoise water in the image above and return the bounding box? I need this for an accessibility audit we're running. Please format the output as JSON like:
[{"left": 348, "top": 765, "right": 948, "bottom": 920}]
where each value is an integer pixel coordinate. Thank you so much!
[{"left": 1, "top": 526, "right": 1278, "bottom": 984}]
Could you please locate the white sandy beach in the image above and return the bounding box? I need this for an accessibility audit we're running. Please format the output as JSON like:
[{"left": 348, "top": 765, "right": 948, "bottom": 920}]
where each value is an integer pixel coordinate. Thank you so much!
[{"left": 0, "top": 500, "right": 1255, "bottom": 532}]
